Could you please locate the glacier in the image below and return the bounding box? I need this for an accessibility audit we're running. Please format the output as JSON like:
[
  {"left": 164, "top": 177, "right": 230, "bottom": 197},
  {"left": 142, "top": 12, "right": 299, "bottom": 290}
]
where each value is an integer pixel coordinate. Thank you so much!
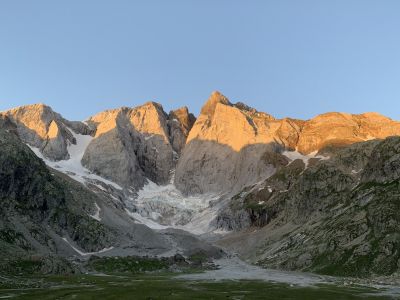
[{"left": 27, "top": 125, "right": 224, "bottom": 235}]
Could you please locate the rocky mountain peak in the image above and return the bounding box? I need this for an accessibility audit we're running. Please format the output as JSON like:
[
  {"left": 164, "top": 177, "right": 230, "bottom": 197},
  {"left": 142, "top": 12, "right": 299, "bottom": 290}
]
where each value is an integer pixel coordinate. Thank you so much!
[
  {"left": 176, "top": 93, "right": 287, "bottom": 195},
  {"left": 0, "top": 103, "right": 88, "bottom": 161},
  {"left": 200, "top": 91, "right": 231, "bottom": 117},
  {"left": 128, "top": 101, "right": 170, "bottom": 142},
  {"left": 139, "top": 101, "right": 166, "bottom": 116},
  {"left": 82, "top": 101, "right": 196, "bottom": 188},
  {"left": 168, "top": 106, "right": 196, "bottom": 154},
  {"left": 2, "top": 103, "right": 59, "bottom": 139},
  {"left": 169, "top": 106, "right": 196, "bottom": 132},
  {"left": 8, "top": 102, "right": 53, "bottom": 113}
]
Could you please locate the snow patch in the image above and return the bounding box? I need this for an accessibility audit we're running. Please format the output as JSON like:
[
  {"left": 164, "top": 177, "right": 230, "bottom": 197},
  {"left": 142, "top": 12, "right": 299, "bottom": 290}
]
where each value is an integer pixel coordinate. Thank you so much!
[
  {"left": 283, "top": 150, "right": 329, "bottom": 168},
  {"left": 124, "top": 209, "right": 169, "bottom": 230},
  {"left": 364, "top": 135, "right": 376, "bottom": 141},
  {"left": 90, "top": 202, "right": 101, "bottom": 221},
  {"left": 61, "top": 237, "right": 114, "bottom": 256},
  {"left": 91, "top": 183, "right": 108, "bottom": 192},
  {"left": 27, "top": 126, "right": 122, "bottom": 190}
]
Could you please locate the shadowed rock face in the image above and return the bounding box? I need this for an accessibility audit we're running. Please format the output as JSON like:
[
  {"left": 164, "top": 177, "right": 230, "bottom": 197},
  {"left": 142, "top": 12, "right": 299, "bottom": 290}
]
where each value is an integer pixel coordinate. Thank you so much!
[
  {"left": 175, "top": 91, "right": 400, "bottom": 195},
  {"left": 175, "top": 140, "right": 288, "bottom": 195},
  {"left": 82, "top": 102, "right": 195, "bottom": 188},
  {"left": 0, "top": 114, "right": 17, "bottom": 134},
  {"left": 168, "top": 106, "right": 196, "bottom": 154},
  {"left": 0, "top": 127, "right": 114, "bottom": 256}
]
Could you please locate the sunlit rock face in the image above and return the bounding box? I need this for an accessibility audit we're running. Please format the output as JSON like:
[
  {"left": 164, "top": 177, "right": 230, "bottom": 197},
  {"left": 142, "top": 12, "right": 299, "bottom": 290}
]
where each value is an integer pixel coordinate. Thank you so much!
[
  {"left": 296, "top": 112, "right": 400, "bottom": 154},
  {"left": 82, "top": 102, "right": 195, "bottom": 188},
  {"left": 0, "top": 104, "right": 91, "bottom": 161},
  {"left": 175, "top": 91, "right": 400, "bottom": 195},
  {"left": 175, "top": 91, "right": 290, "bottom": 195}
]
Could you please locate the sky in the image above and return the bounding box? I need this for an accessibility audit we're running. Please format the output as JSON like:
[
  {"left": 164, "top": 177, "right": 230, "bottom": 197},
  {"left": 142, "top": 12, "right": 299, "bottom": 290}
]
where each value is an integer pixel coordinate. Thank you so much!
[{"left": 0, "top": 0, "right": 400, "bottom": 121}]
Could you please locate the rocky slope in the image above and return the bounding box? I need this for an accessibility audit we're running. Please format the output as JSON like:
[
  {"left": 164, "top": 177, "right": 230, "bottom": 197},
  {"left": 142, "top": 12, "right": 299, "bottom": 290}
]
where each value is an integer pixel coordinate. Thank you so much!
[
  {"left": 175, "top": 91, "right": 400, "bottom": 195},
  {"left": 0, "top": 125, "right": 221, "bottom": 275},
  {"left": 0, "top": 126, "right": 111, "bottom": 273},
  {"left": 217, "top": 136, "right": 400, "bottom": 277}
]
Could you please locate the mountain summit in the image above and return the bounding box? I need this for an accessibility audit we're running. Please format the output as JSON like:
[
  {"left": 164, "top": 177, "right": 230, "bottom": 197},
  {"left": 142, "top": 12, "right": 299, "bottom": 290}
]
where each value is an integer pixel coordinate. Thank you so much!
[{"left": 200, "top": 91, "right": 231, "bottom": 117}]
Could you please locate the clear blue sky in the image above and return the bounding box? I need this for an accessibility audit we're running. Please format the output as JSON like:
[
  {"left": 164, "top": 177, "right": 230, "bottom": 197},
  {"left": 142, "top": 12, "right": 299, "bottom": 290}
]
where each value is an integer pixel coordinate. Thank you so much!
[{"left": 1, "top": 0, "right": 400, "bottom": 121}]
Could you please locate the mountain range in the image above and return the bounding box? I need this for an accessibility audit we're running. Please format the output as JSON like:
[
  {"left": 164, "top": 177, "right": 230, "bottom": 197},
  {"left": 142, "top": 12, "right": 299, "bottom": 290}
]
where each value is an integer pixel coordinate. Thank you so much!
[{"left": 1, "top": 91, "right": 400, "bottom": 278}]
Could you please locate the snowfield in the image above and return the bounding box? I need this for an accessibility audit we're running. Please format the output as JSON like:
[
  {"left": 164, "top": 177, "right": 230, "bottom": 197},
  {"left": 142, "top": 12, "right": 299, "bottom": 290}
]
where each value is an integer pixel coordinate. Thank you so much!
[
  {"left": 27, "top": 127, "right": 123, "bottom": 190},
  {"left": 61, "top": 237, "right": 114, "bottom": 256}
]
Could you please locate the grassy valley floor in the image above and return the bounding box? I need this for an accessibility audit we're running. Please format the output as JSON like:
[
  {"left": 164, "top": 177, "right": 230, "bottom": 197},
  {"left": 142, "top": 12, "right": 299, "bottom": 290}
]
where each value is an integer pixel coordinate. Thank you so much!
[{"left": 0, "top": 274, "right": 399, "bottom": 300}]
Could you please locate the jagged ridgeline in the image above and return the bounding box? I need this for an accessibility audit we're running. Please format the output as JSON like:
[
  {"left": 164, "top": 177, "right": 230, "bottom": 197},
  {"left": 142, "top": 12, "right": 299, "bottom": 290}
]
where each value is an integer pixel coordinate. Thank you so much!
[{"left": 1, "top": 91, "right": 400, "bottom": 278}]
